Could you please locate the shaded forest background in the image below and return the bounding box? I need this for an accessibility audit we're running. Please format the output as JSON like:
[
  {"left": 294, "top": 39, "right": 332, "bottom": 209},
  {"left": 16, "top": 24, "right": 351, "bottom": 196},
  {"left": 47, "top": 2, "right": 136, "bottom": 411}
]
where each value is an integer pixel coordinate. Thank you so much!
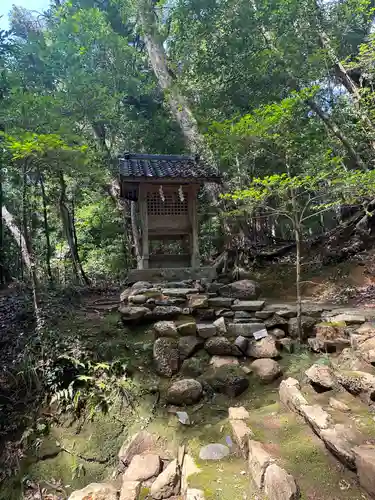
[{"left": 3, "top": 0, "right": 375, "bottom": 291}]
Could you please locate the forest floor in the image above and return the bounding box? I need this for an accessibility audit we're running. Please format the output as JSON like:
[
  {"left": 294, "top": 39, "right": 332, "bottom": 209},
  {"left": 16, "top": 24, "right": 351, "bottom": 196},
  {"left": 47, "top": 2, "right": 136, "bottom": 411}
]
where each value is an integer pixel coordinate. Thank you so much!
[
  {"left": 0, "top": 300, "right": 369, "bottom": 500},
  {"left": 1, "top": 252, "right": 375, "bottom": 499}
]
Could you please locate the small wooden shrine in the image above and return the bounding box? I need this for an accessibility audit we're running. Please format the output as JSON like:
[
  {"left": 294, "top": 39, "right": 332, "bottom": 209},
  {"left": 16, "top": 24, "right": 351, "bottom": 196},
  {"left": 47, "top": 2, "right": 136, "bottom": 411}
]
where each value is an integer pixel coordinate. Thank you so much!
[{"left": 118, "top": 153, "right": 220, "bottom": 274}]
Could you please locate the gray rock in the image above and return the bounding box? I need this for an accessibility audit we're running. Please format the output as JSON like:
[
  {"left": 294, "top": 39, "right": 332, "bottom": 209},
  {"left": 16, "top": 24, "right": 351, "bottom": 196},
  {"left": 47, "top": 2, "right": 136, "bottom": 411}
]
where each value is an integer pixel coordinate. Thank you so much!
[
  {"left": 235, "top": 335, "right": 248, "bottom": 354},
  {"left": 232, "top": 300, "right": 265, "bottom": 312},
  {"left": 200, "top": 365, "right": 250, "bottom": 397},
  {"left": 119, "top": 305, "right": 149, "bottom": 322},
  {"left": 353, "top": 444, "right": 375, "bottom": 496},
  {"left": 264, "top": 464, "right": 299, "bottom": 500},
  {"left": 255, "top": 310, "right": 274, "bottom": 319},
  {"left": 218, "top": 280, "right": 261, "bottom": 300},
  {"left": 178, "top": 336, "right": 203, "bottom": 360},
  {"left": 153, "top": 321, "right": 178, "bottom": 338},
  {"left": 146, "top": 306, "right": 182, "bottom": 321},
  {"left": 265, "top": 314, "right": 288, "bottom": 329},
  {"left": 208, "top": 297, "right": 234, "bottom": 308},
  {"left": 305, "top": 364, "right": 337, "bottom": 391},
  {"left": 199, "top": 443, "right": 230, "bottom": 460},
  {"left": 128, "top": 294, "right": 147, "bottom": 305},
  {"left": 205, "top": 336, "right": 236, "bottom": 356},
  {"left": 132, "top": 281, "right": 152, "bottom": 291},
  {"left": 279, "top": 378, "right": 308, "bottom": 413},
  {"left": 68, "top": 484, "right": 118, "bottom": 500},
  {"left": 247, "top": 337, "right": 279, "bottom": 358},
  {"left": 320, "top": 424, "right": 357, "bottom": 469},
  {"left": 213, "top": 316, "right": 227, "bottom": 335},
  {"left": 150, "top": 459, "right": 180, "bottom": 499},
  {"left": 162, "top": 288, "right": 199, "bottom": 297},
  {"left": 248, "top": 440, "right": 273, "bottom": 488},
  {"left": 300, "top": 404, "right": 332, "bottom": 432},
  {"left": 118, "top": 431, "right": 157, "bottom": 467},
  {"left": 277, "top": 338, "right": 294, "bottom": 353},
  {"left": 195, "top": 308, "right": 216, "bottom": 321},
  {"left": 188, "top": 294, "right": 209, "bottom": 309},
  {"left": 166, "top": 379, "right": 203, "bottom": 405},
  {"left": 230, "top": 419, "right": 252, "bottom": 458},
  {"left": 222, "top": 310, "right": 235, "bottom": 318},
  {"left": 269, "top": 328, "right": 286, "bottom": 339},
  {"left": 153, "top": 337, "right": 179, "bottom": 377},
  {"left": 329, "top": 397, "right": 350, "bottom": 412},
  {"left": 197, "top": 323, "right": 217, "bottom": 339},
  {"left": 124, "top": 454, "right": 161, "bottom": 481},
  {"left": 210, "top": 355, "right": 239, "bottom": 368},
  {"left": 228, "top": 322, "right": 266, "bottom": 337},
  {"left": 234, "top": 310, "right": 253, "bottom": 320},
  {"left": 120, "top": 481, "right": 141, "bottom": 500},
  {"left": 177, "top": 321, "right": 197, "bottom": 336},
  {"left": 251, "top": 358, "right": 282, "bottom": 382},
  {"left": 180, "top": 355, "right": 209, "bottom": 378},
  {"left": 329, "top": 313, "right": 366, "bottom": 324},
  {"left": 228, "top": 406, "right": 250, "bottom": 420}
]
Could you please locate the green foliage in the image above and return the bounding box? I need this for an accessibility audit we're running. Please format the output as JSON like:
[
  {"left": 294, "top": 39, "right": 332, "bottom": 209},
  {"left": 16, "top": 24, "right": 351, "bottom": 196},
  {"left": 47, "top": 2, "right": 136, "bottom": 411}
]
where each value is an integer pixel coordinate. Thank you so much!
[{"left": 50, "top": 355, "right": 135, "bottom": 420}]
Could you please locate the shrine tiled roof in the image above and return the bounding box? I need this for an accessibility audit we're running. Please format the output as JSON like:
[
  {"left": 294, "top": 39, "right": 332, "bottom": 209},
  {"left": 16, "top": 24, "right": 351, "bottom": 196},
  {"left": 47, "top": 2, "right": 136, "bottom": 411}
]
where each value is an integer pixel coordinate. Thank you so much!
[{"left": 118, "top": 153, "right": 220, "bottom": 182}]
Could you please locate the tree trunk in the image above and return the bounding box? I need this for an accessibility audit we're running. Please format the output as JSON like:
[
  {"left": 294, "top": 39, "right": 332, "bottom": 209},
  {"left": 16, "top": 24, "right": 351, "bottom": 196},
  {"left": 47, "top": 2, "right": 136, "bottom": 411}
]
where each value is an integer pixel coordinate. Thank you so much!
[
  {"left": 307, "top": 99, "right": 366, "bottom": 169},
  {"left": 39, "top": 172, "right": 53, "bottom": 281},
  {"left": 295, "top": 224, "right": 302, "bottom": 341},
  {"left": 107, "top": 179, "right": 132, "bottom": 267},
  {"left": 139, "top": 0, "right": 215, "bottom": 165},
  {"left": 71, "top": 199, "right": 90, "bottom": 285},
  {"left": 2, "top": 205, "right": 32, "bottom": 271},
  {"left": 21, "top": 161, "right": 41, "bottom": 323},
  {"left": 58, "top": 171, "right": 89, "bottom": 285},
  {"left": 131, "top": 201, "right": 141, "bottom": 266}
]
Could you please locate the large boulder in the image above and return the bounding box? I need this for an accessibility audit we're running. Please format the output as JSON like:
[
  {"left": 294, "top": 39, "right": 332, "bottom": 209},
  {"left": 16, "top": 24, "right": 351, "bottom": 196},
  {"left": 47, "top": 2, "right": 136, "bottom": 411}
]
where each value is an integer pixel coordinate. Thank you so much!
[
  {"left": 200, "top": 365, "right": 250, "bottom": 397},
  {"left": 166, "top": 379, "right": 203, "bottom": 405},
  {"left": 118, "top": 431, "right": 157, "bottom": 466},
  {"left": 124, "top": 454, "right": 161, "bottom": 481},
  {"left": 335, "top": 370, "right": 375, "bottom": 404},
  {"left": 247, "top": 336, "right": 279, "bottom": 359},
  {"left": 264, "top": 464, "right": 299, "bottom": 500},
  {"left": 251, "top": 359, "right": 282, "bottom": 383},
  {"left": 68, "top": 483, "right": 118, "bottom": 500},
  {"left": 218, "top": 280, "right": 261, "bottom": 300},
  {"left": 205, "top": 336, "right": 237, "bottom": 356},
  {"left": 150, "top": 459, "right": 180, "bottom": 499},
  {"left": 300, "top": 404, "right": 332, "bottom": 433},
  {"left": 320, "top": 424, "right": 357, "bottom": 469},
  {"left": 119, "top": 305, "right": 149, "bottom": 322},
  {"left": 153, "top": 337, "right": 179, "bottom": 377},
  {"left": 288, "top": 316, "right": 316, "bottom": 340},
  {"left": 305, "top": 364, "right": 337, "bottom": 391},
  {"left": 153, "top": 321, "right": 178, "bottom": 338}
]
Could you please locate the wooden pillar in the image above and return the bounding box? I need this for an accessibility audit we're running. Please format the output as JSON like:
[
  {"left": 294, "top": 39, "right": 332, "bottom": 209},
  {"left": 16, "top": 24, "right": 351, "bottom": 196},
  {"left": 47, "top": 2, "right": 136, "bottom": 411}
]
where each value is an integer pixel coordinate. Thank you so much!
[
  {"left": 138, "top": 184, "right": 149, "bottom": 269},
  {"left": 189, "top": 186, "right": 199, "bottom": 269}
]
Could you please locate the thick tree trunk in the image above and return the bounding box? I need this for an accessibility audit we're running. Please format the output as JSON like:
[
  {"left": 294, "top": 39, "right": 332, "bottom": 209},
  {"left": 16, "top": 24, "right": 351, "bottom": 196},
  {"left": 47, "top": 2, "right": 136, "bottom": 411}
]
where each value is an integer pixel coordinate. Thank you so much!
[
  {"left": 139, "top": 0, "right": 215, "bottom": 165},
  {"left": 39, "top": 173, "right": 53, "bottom": 281},
  {"left": 2, "top": 205, "right": 32, "bottom": 271},
  {"left": 307, "top": 99, "right": 365, "bottom": 169}
]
